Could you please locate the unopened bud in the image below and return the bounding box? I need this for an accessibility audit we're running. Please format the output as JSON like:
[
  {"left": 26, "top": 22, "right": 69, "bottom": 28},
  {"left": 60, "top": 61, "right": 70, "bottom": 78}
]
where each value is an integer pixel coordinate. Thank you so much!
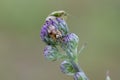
[
  {"left": 60, "top": 60, "right": 76, "bottom": 75},
  {"left": 43, "top": 45, "right": 58, "bottom": 61},
  {"left": 61, "top": 33, "right": 79, "bottom": 57}
]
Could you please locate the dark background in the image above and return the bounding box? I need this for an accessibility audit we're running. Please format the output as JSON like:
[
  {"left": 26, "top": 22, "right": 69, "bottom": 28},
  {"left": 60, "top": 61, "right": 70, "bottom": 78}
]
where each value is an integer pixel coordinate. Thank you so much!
[{"left": 0, "top": 0, "right": 120, "bottom": 80}]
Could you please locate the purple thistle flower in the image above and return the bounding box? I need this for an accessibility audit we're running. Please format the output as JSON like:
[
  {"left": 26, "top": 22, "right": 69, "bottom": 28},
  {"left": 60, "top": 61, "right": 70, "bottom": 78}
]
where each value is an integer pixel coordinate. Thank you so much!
[
  {"left": 61, "top": 33, "right": 79, "bottom": 57},
  {"left": 44, "top": 45, "right": 59, "bottom": 61},
  {"left": 63, "top": 33, "right": 79, "bottom": 47},
  {"left": 40, "top": 17, "right": 69, "bottom": 45},
  {"left": 74, "top": 72, "right": 88, "bottom": 80},
  {"left": 60, "top": 60, "right": 76, "bottom": 75}
]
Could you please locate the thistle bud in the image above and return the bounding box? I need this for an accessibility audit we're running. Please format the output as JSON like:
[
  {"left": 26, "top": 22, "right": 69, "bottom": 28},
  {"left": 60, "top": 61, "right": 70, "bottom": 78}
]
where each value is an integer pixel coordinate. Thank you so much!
[
  {"left": 40, "top": 17, "right": 69, "bottom": 45},
  {"left": 74, "top": 72, "right": 88, "bottom": 80},
  {"left": 60, "top": 60, "right": 76, "bottom": 75},
  {"left": 61, "top": 33, "right": 79, "bottom": 57},
  {"left": 43, "top": 45, "right": 59, "bottom": 61}
]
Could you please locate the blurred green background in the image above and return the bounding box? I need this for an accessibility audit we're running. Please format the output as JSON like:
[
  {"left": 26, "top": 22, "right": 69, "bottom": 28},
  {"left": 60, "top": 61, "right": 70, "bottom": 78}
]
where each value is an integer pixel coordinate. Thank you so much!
[{"left": 0, "top": 0, "right": 120, "bottom": 80}]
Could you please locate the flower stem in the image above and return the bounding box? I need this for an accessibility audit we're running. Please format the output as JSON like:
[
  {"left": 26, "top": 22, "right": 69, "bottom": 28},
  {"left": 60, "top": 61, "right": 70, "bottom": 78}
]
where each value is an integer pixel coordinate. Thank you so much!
[{"left": 66, "top": 51, "right": 89, "bottom": 80}]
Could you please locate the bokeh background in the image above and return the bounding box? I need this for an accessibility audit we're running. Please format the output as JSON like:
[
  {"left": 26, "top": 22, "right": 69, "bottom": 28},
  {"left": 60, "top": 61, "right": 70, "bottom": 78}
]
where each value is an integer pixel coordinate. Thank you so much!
[{"left": 0, "top": 0, "right": 120, "bottom": 80}]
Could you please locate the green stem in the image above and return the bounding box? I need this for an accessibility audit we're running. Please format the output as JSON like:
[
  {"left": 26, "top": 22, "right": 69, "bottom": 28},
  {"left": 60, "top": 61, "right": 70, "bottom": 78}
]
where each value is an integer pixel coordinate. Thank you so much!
[{"left": 66, "top": 51, "right": 89, "bottom": 80}]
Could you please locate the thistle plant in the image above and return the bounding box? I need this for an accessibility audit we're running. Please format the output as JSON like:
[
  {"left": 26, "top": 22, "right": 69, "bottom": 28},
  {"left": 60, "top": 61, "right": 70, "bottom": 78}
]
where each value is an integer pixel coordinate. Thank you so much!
[{"left": 40, "top": 10, "right": 111, "bottom": 80}]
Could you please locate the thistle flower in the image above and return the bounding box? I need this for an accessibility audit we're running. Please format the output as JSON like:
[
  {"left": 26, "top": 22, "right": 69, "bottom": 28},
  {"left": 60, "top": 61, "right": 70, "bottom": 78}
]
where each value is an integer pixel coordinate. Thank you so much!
[
  {"left": 40, "top": 17, "right": 68, "bottom": 45},
  {"left": 60, "top": 60, "right": 76, "bottom": 75},
  {"left": 62, "top": 33, "right": 79, "bottom": 50},
  {"left": 43, "top": 45, "right": 59, "bottom": 61},
  {"left": 40, "top": 11, "right": 89, "bottom": 80},
  {"left": 61, "top": 33, "right": 79, "bottom": 58},
  {"left": 74, "top": 72, "right": 88, "bottom": 80}
]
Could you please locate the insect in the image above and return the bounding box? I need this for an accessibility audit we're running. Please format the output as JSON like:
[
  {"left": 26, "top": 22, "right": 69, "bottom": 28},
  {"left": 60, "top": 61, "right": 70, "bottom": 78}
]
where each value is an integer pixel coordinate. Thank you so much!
[
  {"left": 47, "top": 25, "right": 62, "bottom": 41},
  {"left": 46, "top": 10, "right": 68, "bottom": 21},
  {"left": 49, "top": 10, "right": 68, "bottom": 19}
]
